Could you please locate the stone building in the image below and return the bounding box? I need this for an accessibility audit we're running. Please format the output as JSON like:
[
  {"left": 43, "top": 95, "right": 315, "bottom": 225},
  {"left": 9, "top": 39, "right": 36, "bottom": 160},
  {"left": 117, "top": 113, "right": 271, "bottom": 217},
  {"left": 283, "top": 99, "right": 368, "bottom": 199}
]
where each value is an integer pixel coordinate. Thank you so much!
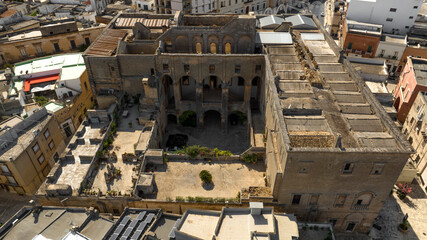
[
  {"left": 78, "top": 12, "right": 412, "bottom": 234},
  {"left": 402, "top": 91, "right": 427, "bottom": 189},
  {"left": 0, "top": 108, "right": 66, "bottom": 194}
]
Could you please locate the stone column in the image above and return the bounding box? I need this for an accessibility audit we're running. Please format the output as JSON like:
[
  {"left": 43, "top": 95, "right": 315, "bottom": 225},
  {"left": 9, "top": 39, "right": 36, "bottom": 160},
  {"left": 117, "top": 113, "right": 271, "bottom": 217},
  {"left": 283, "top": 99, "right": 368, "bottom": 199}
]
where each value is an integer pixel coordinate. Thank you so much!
[
  {"left": 173, "top": 78, "right": 181, "bottom": 111},
  {"left": 221, "top": 82, "right": 229, "bottom": 133},
  {"left": 196, "top": 80, "right": 204, "bottom": 128},
  {"left": 243, "top": 78, "right": 252, "bottom": 109}
]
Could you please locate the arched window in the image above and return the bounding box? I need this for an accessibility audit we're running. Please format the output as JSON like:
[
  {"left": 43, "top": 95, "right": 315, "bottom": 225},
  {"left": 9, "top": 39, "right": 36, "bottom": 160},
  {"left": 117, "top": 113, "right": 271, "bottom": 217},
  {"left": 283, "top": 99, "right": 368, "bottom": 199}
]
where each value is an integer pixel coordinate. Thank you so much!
[
  {"left": 210, "top": 42, "right": 217, "bottom": 54},
  {"left": 225, "top": 42, "right": 231, "bottom": 54},
  {"left": 196, "top": 42, "right": 202, "bottom": 54}
]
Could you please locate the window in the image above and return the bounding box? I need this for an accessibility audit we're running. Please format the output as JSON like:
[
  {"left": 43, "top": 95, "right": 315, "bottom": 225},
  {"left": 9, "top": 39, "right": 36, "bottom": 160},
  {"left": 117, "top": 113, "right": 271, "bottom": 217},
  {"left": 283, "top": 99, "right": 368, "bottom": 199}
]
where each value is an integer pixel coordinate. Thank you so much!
[
  {"left": 225, "top": 42, "right": 231, "bottom": 54},
  {"left": 7, "top": 176, "right": 16, "bottom": 185},
  {"left": 1, "top": 164, "right": 10, "bottom": 174},
  {"left": 163, "top": 64, "right": 169, "bottom": 71},
  {"left": 309, "top": 194, "right": 320, "bottom": 205},
  {"left": 32, "top": 143, "right": 40, "bottom": 154},
  {"left": 414, "top": 6, "right": 419, "bottom": 9},
  {"left": 347, "top": 42, "right": 352, "bottom": 49},
  {"left": 292, "top": 194, "right": 301, "bottom": 205},
  {"left": 370, "top": 163, "right": 384, "bottom": 175},
  {"left": 70, "top": 40, "right": 76, "bottom": 49},
  {"left": 299, "top": 166, "right": 308, "bottom": 173},
  {"left": 386, "top": 18, "right": 393, "bottom": 22},
  {"left": 49, "top": 140, "right": 55, "bottom": 150},
  {"left": 35, "top": 45, "right": 42, "bottom": 54},
  {"left": 238, "top": 78, "right": 244, "bottom": 86},
  {"left": 44, "top": 129, "right": 50, "bottom": 139},
  {"left": 182, "top": 76, "right": 190, "bottom": 85},
  {"left": 389, "top": 8, "right": 396, "bottom": 12},
  {"left": 210, "top": 42, "right": 217, "bottom": 54},
  {"left": 209, "top": 65, "right": 215, "bottom": 73},
  {"left": 235, "top": 64, "right": 241, "bottom": 74},
  {"left": 255, "top": 64, "right": 262, "bottom": 73},
  {"left": 409, "top": 16, "right": 414, "bottom": 19},
  {"left": 184, "top": 64, "right": 190, "bottom": 72},
  {"left": 252, "top": 78, "right": 258, "bottom": 86},
  {"left": 405, "top": 26, "right": 410, "bottom": 29},
  {"left": 367, "top": 46, "right": 372, "bottom": 53},
  {"left": 346, "top": 222, "right": 356, "bottom": 232},
  {"left": 85, "top": 37, "right": 91, "bottom": 46},
  {"left": 84, "top": 81, "right": 88, "bottom": 91},
  {"left": 19, "top": 47, "right": 27, "bottom": 57},
  {"left": 196, "top": 42, "right": 202, "bottom": 54},
  {"left": 53, "top": 43, "right": 60, "bottom": 52},
  {"left": 335, "top": 194, "right": 346, "bottom": 207},
  {"left": 342, "top": 163, "right": 354, "bottom": 174},
  {"left": 228, "top": 0, "right": 231, "bottom": 5},
  {"left": 38, "top": 154, "right": 45, "bottom": 164},
  {"left": 54, "top": 152, "right": 59, "bottom": 162}
]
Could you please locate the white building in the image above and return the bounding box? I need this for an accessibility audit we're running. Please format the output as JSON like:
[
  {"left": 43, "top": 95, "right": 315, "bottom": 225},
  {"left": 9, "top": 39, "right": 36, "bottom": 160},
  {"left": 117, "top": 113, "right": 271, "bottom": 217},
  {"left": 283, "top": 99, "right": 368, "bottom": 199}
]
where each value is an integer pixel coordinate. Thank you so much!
[
  {"left": 376, "top": 34, "right": 407, "bottom": 75},
  {"left": 346, "top": 0, "right": 423, "bottom": 35},
  {"left": 132, "top": 0, "right": 154, "bottom": 11},
  {"left": 155, "top": 0, "right": 267, "bottom": 14}
]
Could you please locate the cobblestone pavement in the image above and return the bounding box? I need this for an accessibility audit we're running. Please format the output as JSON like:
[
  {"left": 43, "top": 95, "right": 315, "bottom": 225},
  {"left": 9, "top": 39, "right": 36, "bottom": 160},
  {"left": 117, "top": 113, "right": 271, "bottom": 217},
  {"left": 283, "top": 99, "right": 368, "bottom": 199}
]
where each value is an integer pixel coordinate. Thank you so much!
[
  {"left": 369, "top": 178, "right": 427, "bottom": 240},
  {"left": 0, "top": 191, "right": 34, "bottom": 225}
]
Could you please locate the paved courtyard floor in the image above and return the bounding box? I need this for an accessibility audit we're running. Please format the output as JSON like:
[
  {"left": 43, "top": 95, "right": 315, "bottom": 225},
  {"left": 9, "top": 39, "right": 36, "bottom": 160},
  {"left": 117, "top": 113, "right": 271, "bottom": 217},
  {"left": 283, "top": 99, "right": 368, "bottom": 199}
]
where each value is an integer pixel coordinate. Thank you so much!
[
  {"left": 153, "top": 160, "right": 266, "bottom": 200},
  {"left": 369, "top": 178, "right": 427, "bottom": 240},
  {"left": 91, "top": 105, "right": 142, "bottom": 195}
]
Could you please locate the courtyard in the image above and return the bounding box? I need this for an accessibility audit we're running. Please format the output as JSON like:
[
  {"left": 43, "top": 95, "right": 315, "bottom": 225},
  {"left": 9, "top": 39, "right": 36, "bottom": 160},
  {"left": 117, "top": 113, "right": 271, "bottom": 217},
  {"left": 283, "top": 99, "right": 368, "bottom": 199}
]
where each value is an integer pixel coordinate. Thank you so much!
[
  {"left": 164, "top": 113, "right": 250, "bottom": 154},
  {"left": 153, "top": 159, "right": 266, "bottom": 200},
  {"left": 368, "top": 178, "right": 427, "bottom": 240},
  {"left": 90, "top": 105, "right": 142, "bottom": 195}
]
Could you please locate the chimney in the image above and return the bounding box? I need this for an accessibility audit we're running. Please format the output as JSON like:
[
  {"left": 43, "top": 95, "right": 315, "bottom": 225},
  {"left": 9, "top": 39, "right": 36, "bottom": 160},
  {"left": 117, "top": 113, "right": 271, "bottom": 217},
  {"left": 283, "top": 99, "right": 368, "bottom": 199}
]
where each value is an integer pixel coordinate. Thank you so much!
[{"left": 250, "top": 202, "right": 263, "bottom": 216}]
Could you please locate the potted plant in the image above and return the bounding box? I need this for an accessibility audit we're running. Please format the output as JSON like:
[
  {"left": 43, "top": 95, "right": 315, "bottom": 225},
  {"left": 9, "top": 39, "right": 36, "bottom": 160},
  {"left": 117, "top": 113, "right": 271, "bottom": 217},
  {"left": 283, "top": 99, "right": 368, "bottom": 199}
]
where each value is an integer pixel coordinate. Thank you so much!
[
  {"left": 396, "top": 183, "right": 413, "bottom": 200},
  {"left": 398, "top": 219, "right": 409, "bottom": 233}
]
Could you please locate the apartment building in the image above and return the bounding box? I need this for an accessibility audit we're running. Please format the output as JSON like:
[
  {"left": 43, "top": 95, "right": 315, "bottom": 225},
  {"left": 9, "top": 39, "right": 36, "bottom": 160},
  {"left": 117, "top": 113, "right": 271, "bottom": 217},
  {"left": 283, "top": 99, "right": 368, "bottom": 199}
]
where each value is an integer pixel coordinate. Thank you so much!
[
  {"left": 154, "top": 0, "right": 267, "bottom": 14},
  {"left": 393, "top": 57, "right": 427, "bottom": 123},
  {"left": 0, "top": 108, "right": 66, "bottom": 194},
  {"left": 0, "top": 20, "right": 105, "bottom": 65},
  {"left": 341, "top": 19, "right": 382, "bottom": 58},
  {"left": 346, "top": 0, "right": 422, "bottom": 35}
]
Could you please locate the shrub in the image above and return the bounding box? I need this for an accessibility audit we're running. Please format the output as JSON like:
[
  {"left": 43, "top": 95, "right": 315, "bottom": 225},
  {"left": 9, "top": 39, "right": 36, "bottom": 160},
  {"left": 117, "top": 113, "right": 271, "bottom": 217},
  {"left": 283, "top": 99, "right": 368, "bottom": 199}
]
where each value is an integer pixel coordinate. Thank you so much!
[
  {"left": 199, "top": 170, "right": 212, "bottom": 183},
  {"left": 232, "top": 111, "right": 247, "bottom": 125},
  {"left": 179, "top": 111, "right": 197, "bottom": 127},
  {"left": 35, "top": 96, "right": 49, "bottom": 106},
  {"left": 175, "top": 196, "right": 185, "bottom": 202},
  {"left": 186, "top": 196, "right": 195, "bottom": 202},
  {"left": 242, "top": 153, "right": 258, "bottom": 163}
]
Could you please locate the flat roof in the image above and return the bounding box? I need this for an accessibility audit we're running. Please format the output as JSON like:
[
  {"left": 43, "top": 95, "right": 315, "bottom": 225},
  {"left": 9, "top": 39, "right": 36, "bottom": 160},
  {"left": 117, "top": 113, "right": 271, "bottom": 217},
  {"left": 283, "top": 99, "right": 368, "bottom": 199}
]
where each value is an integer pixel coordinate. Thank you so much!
[
  {"left": 179, "top": 211, "right": 219, "bottom": 239},
  {"left": 45, "top": 102, "right": 65, "bottom": 113},
  {"left": 411, "top": 57, "right": 427, "bottom": 86},
  {"left": 256, "top": 32, "right": 292, "bottom": 45},
  {"left": 85, "top": 28, "right": 127, "bottom": 56}
]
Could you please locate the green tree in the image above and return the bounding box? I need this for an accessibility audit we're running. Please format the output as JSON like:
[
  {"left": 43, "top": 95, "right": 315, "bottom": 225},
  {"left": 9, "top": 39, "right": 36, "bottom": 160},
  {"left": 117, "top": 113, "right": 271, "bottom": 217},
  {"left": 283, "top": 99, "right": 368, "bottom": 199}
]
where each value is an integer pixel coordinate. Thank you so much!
[{"left": 199, "top": 170, "right": 212, "bottom": 183}]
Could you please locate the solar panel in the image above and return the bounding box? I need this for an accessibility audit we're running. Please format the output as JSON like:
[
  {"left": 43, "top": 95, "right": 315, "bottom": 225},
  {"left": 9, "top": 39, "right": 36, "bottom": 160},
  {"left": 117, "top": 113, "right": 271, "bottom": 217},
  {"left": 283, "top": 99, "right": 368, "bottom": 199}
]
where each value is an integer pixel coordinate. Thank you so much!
[
  {"left": 120, "top": 216, "right": 131, "bottom": 225},
  {"left": 137, "top": 221, "right": 147, "bottom": 231},
  {"left": 114, "top": 225, "right": 125, "bottom": 235},
  {"left": 109, "top": 233, "right": 119, "bottom": 240},
  {"left": 129, "top": 219, "right": 138, "bottom": 229},
  {"left": 145, "top": 213, "right": 155, "bottom": 223},
  {"left": 130, "top": 230, "right": 143, "bottom": 240},
  {"left": 122, "top": 228, "right": 132, "bottom": 239},
  {"left": 136, "top": 211, "right": 146, "bottom": 221}
]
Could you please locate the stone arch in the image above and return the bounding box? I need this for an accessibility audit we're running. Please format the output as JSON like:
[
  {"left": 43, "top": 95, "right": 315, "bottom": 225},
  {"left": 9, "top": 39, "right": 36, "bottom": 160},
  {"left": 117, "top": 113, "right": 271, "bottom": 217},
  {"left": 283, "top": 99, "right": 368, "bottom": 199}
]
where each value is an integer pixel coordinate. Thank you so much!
[
  {"left": 230, "top": 76, "right": 245, "bottom": 101},
  {"left": 161, "top": 74, "right": 174, "bottom": 106},
  {"left": 223, "top": 35, "right": 234, "bottom": 54},
  {"left": 179, "top": 110, "right": 197, "bottom": 127},
  {"left": 175, "top": 35, "right": 189, "bottom": 53},
  {"left": 353, "top": 191, "right": 376, "bottom": 206},
  {"left": 180, "top": 75, "right": 196, "bottom": 101},
  {"left": 167, "top": 114, "right": 177, "bottom": 124},
  {"left": 207, "top": 34, "right": 219, "bottom": 51},
  {"left": 204, "top": 109, "right": 221, "bottom": 128},
  {"left": 237, "top": 35, "right": 252, "bottom": 54},
  {"left": 193, "top": 35, "right": 203, "bottom": 53}
]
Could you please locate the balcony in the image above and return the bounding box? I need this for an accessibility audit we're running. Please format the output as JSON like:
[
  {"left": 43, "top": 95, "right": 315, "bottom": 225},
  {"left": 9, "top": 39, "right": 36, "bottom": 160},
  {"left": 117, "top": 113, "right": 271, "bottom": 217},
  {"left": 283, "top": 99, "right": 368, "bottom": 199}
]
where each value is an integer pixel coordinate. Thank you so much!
[{"left": 351, "top": 204, "right": 369, "bottom": 210}]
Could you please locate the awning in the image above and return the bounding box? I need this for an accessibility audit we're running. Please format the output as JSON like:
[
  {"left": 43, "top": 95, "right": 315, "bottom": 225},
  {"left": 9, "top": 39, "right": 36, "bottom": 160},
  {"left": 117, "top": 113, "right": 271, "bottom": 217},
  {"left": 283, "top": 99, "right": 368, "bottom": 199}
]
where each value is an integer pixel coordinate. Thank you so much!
[
  {"left": 24, "top": 74, "right": 59, "bottom": 92},
  {"left": 30, "top": 84, "right": 55, "bottom": 93}
]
